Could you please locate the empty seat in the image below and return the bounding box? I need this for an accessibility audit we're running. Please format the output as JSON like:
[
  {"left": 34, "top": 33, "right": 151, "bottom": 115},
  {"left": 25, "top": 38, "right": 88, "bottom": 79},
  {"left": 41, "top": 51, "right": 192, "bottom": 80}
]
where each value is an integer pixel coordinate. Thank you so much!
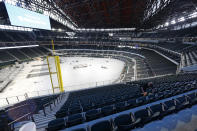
[
  {"left": 126, "top": 99, "right": 136, "bottom": 109},
  {"left": 136, "top": 96, "right": 147, "bottom": 105},
  {"left": 157, "top": 92, "right": 164, "bottom": 99},
  {"left": 175, "top": 96, "right": 190, "bottom": 110},
  {"left": 163, "top": 100, "right": 176, "bottom": 114},
  {"left": 85, "top": 109, "right": 101, "bottom": 121},
  {"left": 147, "top": 94, "right": 155, "bottom": 102},
  {"left": 47, "top": 118, "right": 65, "bottom": 131},
  {"left": 134, "top": 109, "right": 151, "bottom": 126},
  {"left": 67, "top": 113, "right": 84, "bottom": 127},
  {"left": 187, "top": 92, "right": 197, "bottom": 105},
  {"left": 163, "top": 90, "right": 173, "bottom": 98},
  {"left": 114, "top": 114, "right": 136, "bottom": 131},
  {"left": 101, "top": 105, "right": 115, "bottom": 116},
  {"left": 149, "top": 103, "right": 164, "bottom": 120},
  {"left": 115, "top": 102, "right": 126, "bottom": 112},
  {"left": 90, "top": 120, "right": 112, "bottom": 131},
  {"left": 68, "top": 107, "right": 82, "bottom": 115},
  {"left": 55, "top": 110, "right": 67, "bottom": 118}
]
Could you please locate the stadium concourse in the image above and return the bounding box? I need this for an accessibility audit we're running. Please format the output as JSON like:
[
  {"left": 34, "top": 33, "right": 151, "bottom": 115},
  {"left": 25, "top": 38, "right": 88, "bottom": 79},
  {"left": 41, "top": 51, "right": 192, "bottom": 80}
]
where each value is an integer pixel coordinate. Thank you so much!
[{"left": 1, "top": 0, "right": 197, "bottom": 131}]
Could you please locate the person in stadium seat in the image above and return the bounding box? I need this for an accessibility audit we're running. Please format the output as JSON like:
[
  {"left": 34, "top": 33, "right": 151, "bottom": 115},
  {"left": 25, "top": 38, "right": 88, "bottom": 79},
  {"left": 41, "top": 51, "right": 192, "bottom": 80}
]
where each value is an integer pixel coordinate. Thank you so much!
[{"left": 141, "top": 82, "right": 153, "bottom": 96}]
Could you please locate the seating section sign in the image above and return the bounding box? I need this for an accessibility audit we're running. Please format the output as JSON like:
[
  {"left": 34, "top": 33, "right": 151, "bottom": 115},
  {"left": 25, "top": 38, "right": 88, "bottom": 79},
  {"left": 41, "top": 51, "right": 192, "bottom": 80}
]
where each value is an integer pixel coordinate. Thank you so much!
[{"left": 5, "top": 3, "right": 51, "bottom": 30}]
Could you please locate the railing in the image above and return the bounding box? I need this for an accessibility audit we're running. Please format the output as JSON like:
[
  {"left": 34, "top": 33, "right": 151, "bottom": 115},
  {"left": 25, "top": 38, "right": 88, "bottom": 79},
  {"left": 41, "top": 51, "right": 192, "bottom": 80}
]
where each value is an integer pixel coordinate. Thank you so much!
[
  {"left": 42, "top": 94, "right": 64, "bottom": 116},
  {"left": 0, "top": 78, "right": 124, "bottom": 108},
  {"left": 0, "top": 88, "right": 55, "bottom": 108},
  {"left": 3, "top": 103, "right": 35, "bottom": 130}
]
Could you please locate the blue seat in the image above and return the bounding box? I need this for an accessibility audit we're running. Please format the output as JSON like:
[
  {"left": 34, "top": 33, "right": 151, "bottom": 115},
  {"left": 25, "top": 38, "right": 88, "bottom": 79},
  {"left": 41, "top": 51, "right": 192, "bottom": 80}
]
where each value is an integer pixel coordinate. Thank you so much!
[
  {"left": 187, "top": 92, "right": 197, "bottom": 105},
  {"left": 115, "top": 102, "right": 126, "bottom": 112},
  {"left": 101, "top": 105, "right": 115, "bottom": 116},
  {"left": 149, "top": 103, "right": 164, "bottom": 120},
  {"left": 136, "top": 96, "right": 147, "bottom": 105},
  {"left": 67, "top": 113, "right": 84, "bottom": 127},
  {"left": 175, "top": 96, "right": 190, "bottom": 110},
  {"left": 55, "top": 110, "right": 67, "bottom": 118},
  {"left": 134, "top": 109, "right": 151, "bottom": 126},
  {"left": 114, "top": 114, "right": 136, "bottom": 131},
  {"left": 85, "top": 109, "right": 101, "bottom": 121},
  {"left": 68, "top": 107, "right": 82, "bottom": 115},
  {"left": 163, "top": 100, "right": 176, "bottom": 114},
  {"left": 47, "top": 118, "right": 65, "bottom": 131},
  {"left": 126, "top": 99, "right": 136, "bottom": 109}
]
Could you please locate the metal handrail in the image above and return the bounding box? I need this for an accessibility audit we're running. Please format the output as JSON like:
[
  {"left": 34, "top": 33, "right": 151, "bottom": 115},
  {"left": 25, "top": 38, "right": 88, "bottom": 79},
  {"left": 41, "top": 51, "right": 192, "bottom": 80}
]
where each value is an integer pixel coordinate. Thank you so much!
[
  {"left": 6, "top": 103, "right": 29, "bottom": 112},
  {"left": 8, "top": 112, "right": 32, "bottom": 126}
]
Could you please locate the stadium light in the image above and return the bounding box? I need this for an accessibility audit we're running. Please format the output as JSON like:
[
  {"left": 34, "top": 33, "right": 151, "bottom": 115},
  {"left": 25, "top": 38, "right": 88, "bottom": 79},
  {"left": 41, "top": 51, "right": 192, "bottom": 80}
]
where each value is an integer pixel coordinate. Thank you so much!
[
  {"left": 0, "top": 45, "right": 39, "bottom": 50},
  {"left": 189, "top": 11, "right": 197, "bottom": 19},
  {"left": 171, "top": 20, "right": 176, "bottom": 24},
  {"left": 178, "top": 17, "right": 185, "bottom": 22},
  {"left": 109, "top": 33, "right": 113, "bottom": 36},
  {"left": 165, "top": 22, "right": 169, "bottom": 26}
]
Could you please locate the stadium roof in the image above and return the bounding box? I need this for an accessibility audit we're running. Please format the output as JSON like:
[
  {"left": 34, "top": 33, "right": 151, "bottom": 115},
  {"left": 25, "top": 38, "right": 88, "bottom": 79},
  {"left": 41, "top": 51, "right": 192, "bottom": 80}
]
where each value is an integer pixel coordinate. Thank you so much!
[{"left": 53, "top": 0, "right": 197, "bottom": 30}]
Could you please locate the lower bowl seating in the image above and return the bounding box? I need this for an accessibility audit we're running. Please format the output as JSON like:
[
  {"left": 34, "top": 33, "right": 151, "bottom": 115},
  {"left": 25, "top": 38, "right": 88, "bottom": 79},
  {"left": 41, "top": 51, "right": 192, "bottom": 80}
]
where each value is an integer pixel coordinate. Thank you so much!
[{"left": 45, "top": 73, "right": 197, "bottom": 131}]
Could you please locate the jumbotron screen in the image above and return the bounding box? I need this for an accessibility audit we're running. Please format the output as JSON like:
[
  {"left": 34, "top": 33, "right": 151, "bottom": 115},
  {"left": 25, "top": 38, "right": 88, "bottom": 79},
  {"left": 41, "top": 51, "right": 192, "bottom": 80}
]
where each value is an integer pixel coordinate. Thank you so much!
[{"left": 5, "top": 3, "right": 51, "bottom": 30}]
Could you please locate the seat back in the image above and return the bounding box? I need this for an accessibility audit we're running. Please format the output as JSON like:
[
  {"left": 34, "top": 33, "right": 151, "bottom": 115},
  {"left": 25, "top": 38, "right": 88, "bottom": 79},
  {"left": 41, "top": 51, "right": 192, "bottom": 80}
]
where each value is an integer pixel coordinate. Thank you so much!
[
  {"left": 134, "top": 109, "right": 149, "bottom": 119},
  {"left": 90, "top": 120, "right": 112, "bottom": 131},
  {"left": 114, "top": 114, "right": 132, "bottom": 126},
  {"left": 164, "top": 100, "right": 175, "bottom": 108},
  {"left": 176, "top": 96, "right": 186, "bottom": 104},
  {"left": 47, "top": 118, "right": 65, "bottom": 131},
  {"left": 150, "top": 104, "right": 163, "bottom": 113}
]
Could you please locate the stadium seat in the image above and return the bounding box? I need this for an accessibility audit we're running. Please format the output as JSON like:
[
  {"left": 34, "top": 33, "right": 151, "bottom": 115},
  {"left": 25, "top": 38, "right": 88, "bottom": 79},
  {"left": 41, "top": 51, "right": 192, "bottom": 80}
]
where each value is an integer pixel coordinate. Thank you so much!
[
  {"left": 66, "top": 113, "right": 84, "bottom": 127},
  {"left": 90, "top": 120, "right": 112, "bottom": 131},
  {"left": 134, "top": 109, "right": 151, "bottom": 126},
  {"left": 114, "top": 114, "right": 135, "bottom": 131},
  {"left": 149, "top": 103, "right": 164, "bottom": 120},
  {"left": 186, "top": 92, "right": 197, "bottom": 105},
  {"left": 55, "top": 110, "right": 67, "bottom": 118},
  {"left": 115, "top": 102, "right": 126, "bottom": 112},
  {"left": 163, "top": 90, "right": 173, "bottom": 98},
  {"left": 156, "top": 92, "right": 164, "bottom": 99},
  {"left": 47, "top": 118, "right": 65, "bottom": 131},
  {"left": 85, "top": 109, "right": 101, "bottom": 121},
  {"left": 175, "top": 96, "right": 190, "bottom": 110},
  {"left": 163, "top": 100, "right": 176, "bottom": 114},
  {"left": 68, "top": 107, "right": 82, "bottom": 115},
  {"left": 136, "top": 96, "right": 147, "bottom": 105},
  {"left": 101, "top": 105, "right": 115, "bottom": 116},
  {"left": 147, "top": 94, "right": 155, "bottom": 102},
  {"left": 126, "top": 99, "right": 136, "bottom": 109}
]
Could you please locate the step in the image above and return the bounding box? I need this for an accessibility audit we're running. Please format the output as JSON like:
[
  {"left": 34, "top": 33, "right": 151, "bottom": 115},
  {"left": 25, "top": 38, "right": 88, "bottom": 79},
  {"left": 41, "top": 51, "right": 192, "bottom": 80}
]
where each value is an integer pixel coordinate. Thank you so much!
[
  {"left": 189, "top": 52, "right": 196, "bottom": 65},
  {"left": 192, "top": 51, "right": 197, "bottom": 63},
  {"left": 185, "top": 53, "right": 191, "bottom": 66}
]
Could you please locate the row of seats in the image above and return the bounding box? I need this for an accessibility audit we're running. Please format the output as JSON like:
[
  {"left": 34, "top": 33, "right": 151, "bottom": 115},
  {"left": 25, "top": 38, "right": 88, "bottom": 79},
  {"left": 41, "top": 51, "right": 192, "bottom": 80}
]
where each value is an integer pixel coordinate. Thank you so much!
[
  {"left": 47, "top": 91, "right": 197, "bottom": 131},
  {"left": 140, "top": 49, "right": 177, "bottom": 76},
  {"left": 0, "top": 47, "right": 49, "bottom": 65},
  {"left": 0, "top": 31, "right": 35, "bottom": 42},
  {"left": 53, "top": 80, "right": 197, "bottom": 127},
  {"left": 182, "top": 47, "right": 197, "bottom": 67},
  {"left": 55, "top": 84, "right": 141, "bottom": 118},
  {"left": 56, "top": 45, "right": 177, "bottom": 76},
  {"left": 47, "top": 73, "right": 197, "bottom": 130}
]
